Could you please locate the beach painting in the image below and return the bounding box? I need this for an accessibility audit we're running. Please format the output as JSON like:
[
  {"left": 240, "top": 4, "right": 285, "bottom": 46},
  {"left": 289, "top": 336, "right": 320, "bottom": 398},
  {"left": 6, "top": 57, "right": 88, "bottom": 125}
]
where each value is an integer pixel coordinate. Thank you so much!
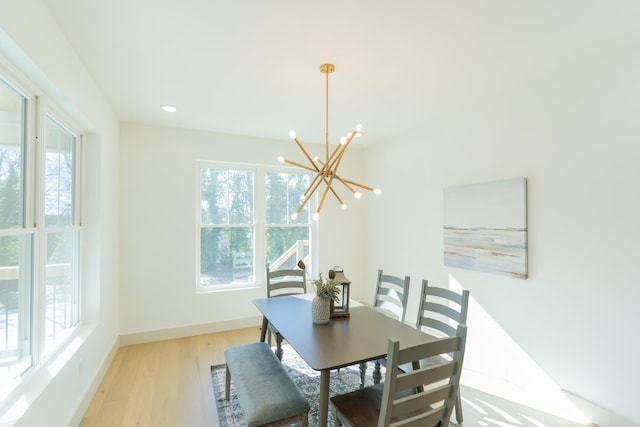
[{"left": 444, "top": 178, "right": 527, "bottom": 279}]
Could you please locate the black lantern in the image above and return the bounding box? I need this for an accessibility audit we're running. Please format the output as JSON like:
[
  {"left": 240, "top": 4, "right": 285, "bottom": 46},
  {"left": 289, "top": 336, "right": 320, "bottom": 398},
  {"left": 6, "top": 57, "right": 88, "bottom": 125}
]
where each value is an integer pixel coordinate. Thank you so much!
[{"left": 330, "top": 266, "right": 351, "bottom": 318}]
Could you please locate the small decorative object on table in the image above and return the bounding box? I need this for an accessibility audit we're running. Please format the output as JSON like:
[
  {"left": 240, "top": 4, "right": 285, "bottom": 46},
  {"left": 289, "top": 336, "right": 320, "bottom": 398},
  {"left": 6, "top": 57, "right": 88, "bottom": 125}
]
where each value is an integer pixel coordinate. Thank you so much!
[
  {"left": 329, "top": 266, "right": 352, "bottom": 318},
  {"left": 311, "top": 273, "right": 341, "bottom": 325}
]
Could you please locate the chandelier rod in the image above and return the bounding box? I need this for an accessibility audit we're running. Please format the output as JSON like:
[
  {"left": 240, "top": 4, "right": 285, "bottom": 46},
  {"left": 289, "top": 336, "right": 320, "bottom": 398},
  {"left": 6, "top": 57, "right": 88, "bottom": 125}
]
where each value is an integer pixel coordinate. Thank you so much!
[{"left": 321, "top": 63, "right": 334, "bottom": 162}]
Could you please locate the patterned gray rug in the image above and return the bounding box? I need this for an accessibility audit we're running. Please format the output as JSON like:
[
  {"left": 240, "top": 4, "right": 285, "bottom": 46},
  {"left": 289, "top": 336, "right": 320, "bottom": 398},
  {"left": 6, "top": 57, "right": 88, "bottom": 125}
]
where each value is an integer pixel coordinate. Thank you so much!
[{"left": 211, "top": 344, "right": 385, "bottom": 426}]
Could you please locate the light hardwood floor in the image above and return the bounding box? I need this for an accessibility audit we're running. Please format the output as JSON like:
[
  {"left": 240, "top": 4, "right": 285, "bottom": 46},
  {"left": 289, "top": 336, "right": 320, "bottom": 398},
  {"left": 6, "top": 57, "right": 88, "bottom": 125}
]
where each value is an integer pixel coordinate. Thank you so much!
[
  {"left": 80, "top": 327, "right": 594, "bottom": 427},
  {"left": 79, "top": 327, "right": 258, "bottom": 427}
]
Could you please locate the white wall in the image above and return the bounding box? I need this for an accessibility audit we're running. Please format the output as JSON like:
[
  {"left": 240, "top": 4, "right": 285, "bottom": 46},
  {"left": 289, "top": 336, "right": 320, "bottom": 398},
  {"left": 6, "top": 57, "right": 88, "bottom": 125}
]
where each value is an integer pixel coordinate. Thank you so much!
[
  {"left": 4, "top": 1, "right": 638, "bottom": 426},
  {"left": 0, "top": 1, "right": 120, "bottom": 426},
  {"left": 118, "top": 123, "right": 367, "bottom": 339},
  {"left": 362, "top": 44, "right": 640, "bottom": 425}
]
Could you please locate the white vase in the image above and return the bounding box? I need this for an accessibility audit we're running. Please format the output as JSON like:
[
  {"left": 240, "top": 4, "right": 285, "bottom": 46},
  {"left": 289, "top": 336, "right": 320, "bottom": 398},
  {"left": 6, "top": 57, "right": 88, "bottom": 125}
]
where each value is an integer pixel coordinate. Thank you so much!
[{"left": 311, "top": 296, "right": 331, "bottom": 324}]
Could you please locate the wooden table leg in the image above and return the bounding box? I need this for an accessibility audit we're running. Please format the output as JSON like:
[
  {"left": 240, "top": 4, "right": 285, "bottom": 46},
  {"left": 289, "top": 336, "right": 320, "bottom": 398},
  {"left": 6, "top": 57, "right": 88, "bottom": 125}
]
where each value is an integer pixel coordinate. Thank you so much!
[{"left": 319, "top": 369, "right": 330, "bottom": 427}]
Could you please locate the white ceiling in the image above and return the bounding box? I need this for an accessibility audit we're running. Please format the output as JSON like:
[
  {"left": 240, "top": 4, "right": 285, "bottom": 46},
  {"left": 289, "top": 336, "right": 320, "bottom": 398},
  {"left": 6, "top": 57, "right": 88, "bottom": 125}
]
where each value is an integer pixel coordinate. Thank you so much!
[{"left": 41, "top": 0, "right": 640, "bottom": 145}]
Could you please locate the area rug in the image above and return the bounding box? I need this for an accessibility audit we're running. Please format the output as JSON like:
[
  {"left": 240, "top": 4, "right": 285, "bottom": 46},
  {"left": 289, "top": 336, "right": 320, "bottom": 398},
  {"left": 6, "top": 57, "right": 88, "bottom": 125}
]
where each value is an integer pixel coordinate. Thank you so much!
[{"left": 211, "top": 344, "right": 385, "bottom": 426}]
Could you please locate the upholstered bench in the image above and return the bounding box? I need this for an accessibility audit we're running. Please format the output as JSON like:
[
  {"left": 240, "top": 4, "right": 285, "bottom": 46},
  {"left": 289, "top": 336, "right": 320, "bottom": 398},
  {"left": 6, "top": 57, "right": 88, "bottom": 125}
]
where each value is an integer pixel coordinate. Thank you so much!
[{"left": 224, "top": 342, "right": 310, "bottom": 427}]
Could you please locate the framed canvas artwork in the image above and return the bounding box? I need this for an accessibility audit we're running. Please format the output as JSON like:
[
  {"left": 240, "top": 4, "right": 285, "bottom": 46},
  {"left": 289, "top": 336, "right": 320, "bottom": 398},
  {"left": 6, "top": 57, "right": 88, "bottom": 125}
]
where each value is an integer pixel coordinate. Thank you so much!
[{"left": 443, "top": 178, "right": 528, "bottom": 279}]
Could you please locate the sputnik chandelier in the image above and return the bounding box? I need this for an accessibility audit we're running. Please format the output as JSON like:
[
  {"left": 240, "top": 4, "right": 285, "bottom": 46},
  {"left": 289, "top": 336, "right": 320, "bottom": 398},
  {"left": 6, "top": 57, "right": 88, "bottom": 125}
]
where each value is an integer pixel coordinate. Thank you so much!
[{"left": 278, "top": 63, "right": 380, "bottom": 221}]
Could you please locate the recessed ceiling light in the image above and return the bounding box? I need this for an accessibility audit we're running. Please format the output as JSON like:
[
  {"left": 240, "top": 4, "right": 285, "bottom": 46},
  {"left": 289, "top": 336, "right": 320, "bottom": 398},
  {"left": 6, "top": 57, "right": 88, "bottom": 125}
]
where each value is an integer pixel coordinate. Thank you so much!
[{"left": 162, "top": 105, "right": 177, "bottom": 113}]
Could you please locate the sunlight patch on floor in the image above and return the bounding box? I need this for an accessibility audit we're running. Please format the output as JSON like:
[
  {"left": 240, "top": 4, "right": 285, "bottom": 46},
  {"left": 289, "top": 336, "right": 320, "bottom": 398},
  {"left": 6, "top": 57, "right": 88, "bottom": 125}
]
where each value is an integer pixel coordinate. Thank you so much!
[{"left": 450, "top": 275, "right": 592, "bottom": 425}]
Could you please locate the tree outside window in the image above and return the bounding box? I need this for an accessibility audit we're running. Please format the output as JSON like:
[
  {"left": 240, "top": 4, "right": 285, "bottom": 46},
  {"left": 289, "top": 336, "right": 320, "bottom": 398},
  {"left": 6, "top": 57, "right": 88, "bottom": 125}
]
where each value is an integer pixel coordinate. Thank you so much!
[{"left": 198, "top": 163, "right": 313, "bottom": 289}]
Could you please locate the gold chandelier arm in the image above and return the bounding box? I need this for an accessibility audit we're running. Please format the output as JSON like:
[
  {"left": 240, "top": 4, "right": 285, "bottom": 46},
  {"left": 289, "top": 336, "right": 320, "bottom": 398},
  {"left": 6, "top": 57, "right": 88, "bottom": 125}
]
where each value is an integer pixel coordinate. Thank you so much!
[
  {"left": 304, "top": 162, "right": 330, "bottom": 197},
  {"left": 293, "top": 137, "right": 320, "bottom": 171},
  {"left": 328, "top": 185, "right": 345, "bottom": 206},
  {"left": 299, "top": 164, "right": 331, "bottom": 209},
  {"left": 281, "top": 159, "right": 317, "bottom": 173},
  {"left": 294, "top": 170, "right": 345, "bottom": 216},
  {"left": 315, "top": 141, "right": 348, "bottom": 175},
  {"left": 320, "top": 127, "right": 357, "bottom": 172},
  {"left": 338, "top": 177, "right": 376, "bottom": 192},
  {"left": 309, "top": 159, "right": 346, "bottom": 205},
  {"left": 316, "top": 173, "right": 337, "bottom": 213}
]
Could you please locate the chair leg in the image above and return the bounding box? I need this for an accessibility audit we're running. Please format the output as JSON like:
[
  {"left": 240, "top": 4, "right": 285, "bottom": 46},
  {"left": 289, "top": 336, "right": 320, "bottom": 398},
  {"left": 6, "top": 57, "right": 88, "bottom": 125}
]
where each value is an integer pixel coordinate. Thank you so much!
[
  {"left": 259, "top": 316, "right": 268, "bottom": 342},
  {"left": 454, "top": 389, "right": 463, "bottom": 423},
  {"left": 275, "top": 333, "right": 284, "bottom": 361},
  {"left": 224, "top": 365, "right": 231, "bottom": 400},
  {"left": 373, "top": 360, "right": 382, "bottom": 384},
  {"left": 359, "top": 362, "right": 367, "bottom": 388},
  {"left": 333, "top": 406, "right": 343, "bottom": 427}
]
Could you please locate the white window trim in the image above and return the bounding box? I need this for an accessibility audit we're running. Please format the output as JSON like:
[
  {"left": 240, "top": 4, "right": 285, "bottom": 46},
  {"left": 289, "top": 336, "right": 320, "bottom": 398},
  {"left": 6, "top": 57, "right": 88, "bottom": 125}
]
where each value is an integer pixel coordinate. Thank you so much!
[
  {"left": 195, "top": 160, "right": 318, "bottom": 293},
  {"left": 0, "top": 60, "right": 85, "bottom": 405}
]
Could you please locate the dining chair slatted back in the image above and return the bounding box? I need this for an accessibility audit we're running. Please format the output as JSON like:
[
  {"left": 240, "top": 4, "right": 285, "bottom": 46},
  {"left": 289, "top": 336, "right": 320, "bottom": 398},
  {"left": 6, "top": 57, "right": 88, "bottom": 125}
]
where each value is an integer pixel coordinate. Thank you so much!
[
  {"left": 365, "top": 269, "right": 410, "bottom": 387},
  {"left": 372, "top": 269, "right": 410, "bottom": 322},
  {"left": 331, "top": 324, "right": 468, "bottom": 427},
  {"left": 414, "top": 279, "right": 470, "bottom": 423},
  {"left": 416, "top": 280, "right": 469, "bottom": 337},
  {"left": 266, "top": 268, "right": 307, "bottom": 297},
  {"left": 262, "top": 267, "right": 307, "bottom": 360}
]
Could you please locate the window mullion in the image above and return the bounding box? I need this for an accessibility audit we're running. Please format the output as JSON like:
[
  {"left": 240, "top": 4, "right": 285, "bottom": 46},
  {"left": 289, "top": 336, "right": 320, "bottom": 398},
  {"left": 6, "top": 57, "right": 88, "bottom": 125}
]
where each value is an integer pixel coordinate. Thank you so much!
[
  {"left": 254, "top": 167, "right": 265, "bottom": 284},
  {"left": 33, "top": 95, "right": 47, "bottom": 364}
]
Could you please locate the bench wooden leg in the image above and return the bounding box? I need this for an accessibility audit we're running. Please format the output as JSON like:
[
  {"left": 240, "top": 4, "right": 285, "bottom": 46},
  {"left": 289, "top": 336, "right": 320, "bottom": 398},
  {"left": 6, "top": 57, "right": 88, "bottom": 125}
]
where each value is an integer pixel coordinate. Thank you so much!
[{"left": 225, "top": 365, "right": 231, "bottom": 400}]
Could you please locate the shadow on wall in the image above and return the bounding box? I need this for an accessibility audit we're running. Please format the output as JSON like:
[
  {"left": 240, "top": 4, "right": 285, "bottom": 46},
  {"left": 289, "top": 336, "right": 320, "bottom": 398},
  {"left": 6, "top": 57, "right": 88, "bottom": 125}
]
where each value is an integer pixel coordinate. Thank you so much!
[{"left": 450, "top": 275, "right": 592, "bottom": 426}]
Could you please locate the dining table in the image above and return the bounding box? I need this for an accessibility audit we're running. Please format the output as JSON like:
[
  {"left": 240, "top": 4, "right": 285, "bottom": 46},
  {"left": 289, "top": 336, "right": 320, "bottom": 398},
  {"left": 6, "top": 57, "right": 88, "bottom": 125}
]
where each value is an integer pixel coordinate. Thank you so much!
[{"left": 253, "top": 294, "right": 436, "bottom": 427}]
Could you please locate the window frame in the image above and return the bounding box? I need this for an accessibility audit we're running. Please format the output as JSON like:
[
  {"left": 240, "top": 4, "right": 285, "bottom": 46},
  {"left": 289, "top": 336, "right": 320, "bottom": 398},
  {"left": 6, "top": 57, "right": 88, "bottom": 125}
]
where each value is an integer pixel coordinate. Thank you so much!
[
  {"left": 196, "top": 160, "right": 318, "bottom": 292},
  {"left": 0, "top": 62, "right": 84, "bottom": 397},
  {"left": 38, "top": 107, "right": 83, "bottom": 356}
]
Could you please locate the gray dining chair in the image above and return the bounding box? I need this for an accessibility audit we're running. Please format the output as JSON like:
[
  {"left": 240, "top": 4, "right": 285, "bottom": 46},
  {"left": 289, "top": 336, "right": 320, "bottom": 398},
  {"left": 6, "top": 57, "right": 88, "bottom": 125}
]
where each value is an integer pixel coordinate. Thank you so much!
[
  {"left": 331, "top": 323, "right": 468, "bottom": 427},
  {"left": 366, "top": 269, "right": 411, "bottom": 385},
  {"left": 372, "top": 269, "right": 410, "bottom": 322},
  {"left": 413, "top": 279, "right": 470, "bottom": 423},
  {"left": 260, "top": 267, "right": 307, "bottom": 361}
]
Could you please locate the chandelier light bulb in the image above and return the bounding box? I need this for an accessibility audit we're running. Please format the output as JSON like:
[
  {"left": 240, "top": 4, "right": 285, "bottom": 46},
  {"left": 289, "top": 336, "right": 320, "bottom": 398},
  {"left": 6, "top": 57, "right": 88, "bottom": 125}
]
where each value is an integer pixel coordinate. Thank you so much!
[
  {"left": 374, "top": 188, "right": 382, "bottom": 195},
  {"left": 291, "top": 212, "right": 299, "bottom": 220},
  {"left": 354, "top": 191, "right": 363, "bottom": 199},
  {"left": 346, "top": 132, "right": 353, "bottom": 139},
  {"left": 277, "top": 156, "right": 285, "bottom": 163},
  {"left": 339, "top": 136, "right": 348, "bottom": 145},
  {"left": 289, "top": 130, "right": 296, "bottom": 139},
  {"left": 355, "top": 124, "right": 363, "bottom": 132},
  {"left": 312, "top": 212, "right": 320, "bottom": 221},
  {"left": 341, "top": 204, "right": 348, "bottom": 210}
]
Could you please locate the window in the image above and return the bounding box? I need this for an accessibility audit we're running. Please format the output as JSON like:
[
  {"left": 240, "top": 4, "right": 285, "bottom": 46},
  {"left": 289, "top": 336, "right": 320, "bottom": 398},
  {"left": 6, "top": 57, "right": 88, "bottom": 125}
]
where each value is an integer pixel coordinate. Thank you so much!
[
  {"left": 43, "top": 115, "right": 81, "bottom": 353},
  {"left": 0, "top": 75, "right": 33, "bottom": 386},
  {"left": 198, "top": 162, "right": 314, "bottom": 289},
  {"left": 0, "top": 69, "right": 83, "bottom": 391}
]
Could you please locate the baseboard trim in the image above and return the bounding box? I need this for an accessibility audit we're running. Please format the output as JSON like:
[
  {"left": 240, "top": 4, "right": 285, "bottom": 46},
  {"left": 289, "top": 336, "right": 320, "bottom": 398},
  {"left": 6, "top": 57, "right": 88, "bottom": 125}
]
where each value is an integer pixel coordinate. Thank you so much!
[
  {"left": 562, "top": 388, "right": 639, "bottom": 427},
  {"left": 119, "top": 316, "right": 263, "bottom": 346},
  {"left": 67, "top": 334, "right": 120, "bottom": 427}
]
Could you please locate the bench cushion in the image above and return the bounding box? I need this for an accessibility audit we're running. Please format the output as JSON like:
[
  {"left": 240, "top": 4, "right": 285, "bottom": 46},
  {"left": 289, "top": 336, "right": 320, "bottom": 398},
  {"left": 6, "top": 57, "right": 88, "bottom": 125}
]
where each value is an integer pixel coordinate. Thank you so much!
[{"left": 224, "top": 342, "right": 309, "bottom": 427}]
